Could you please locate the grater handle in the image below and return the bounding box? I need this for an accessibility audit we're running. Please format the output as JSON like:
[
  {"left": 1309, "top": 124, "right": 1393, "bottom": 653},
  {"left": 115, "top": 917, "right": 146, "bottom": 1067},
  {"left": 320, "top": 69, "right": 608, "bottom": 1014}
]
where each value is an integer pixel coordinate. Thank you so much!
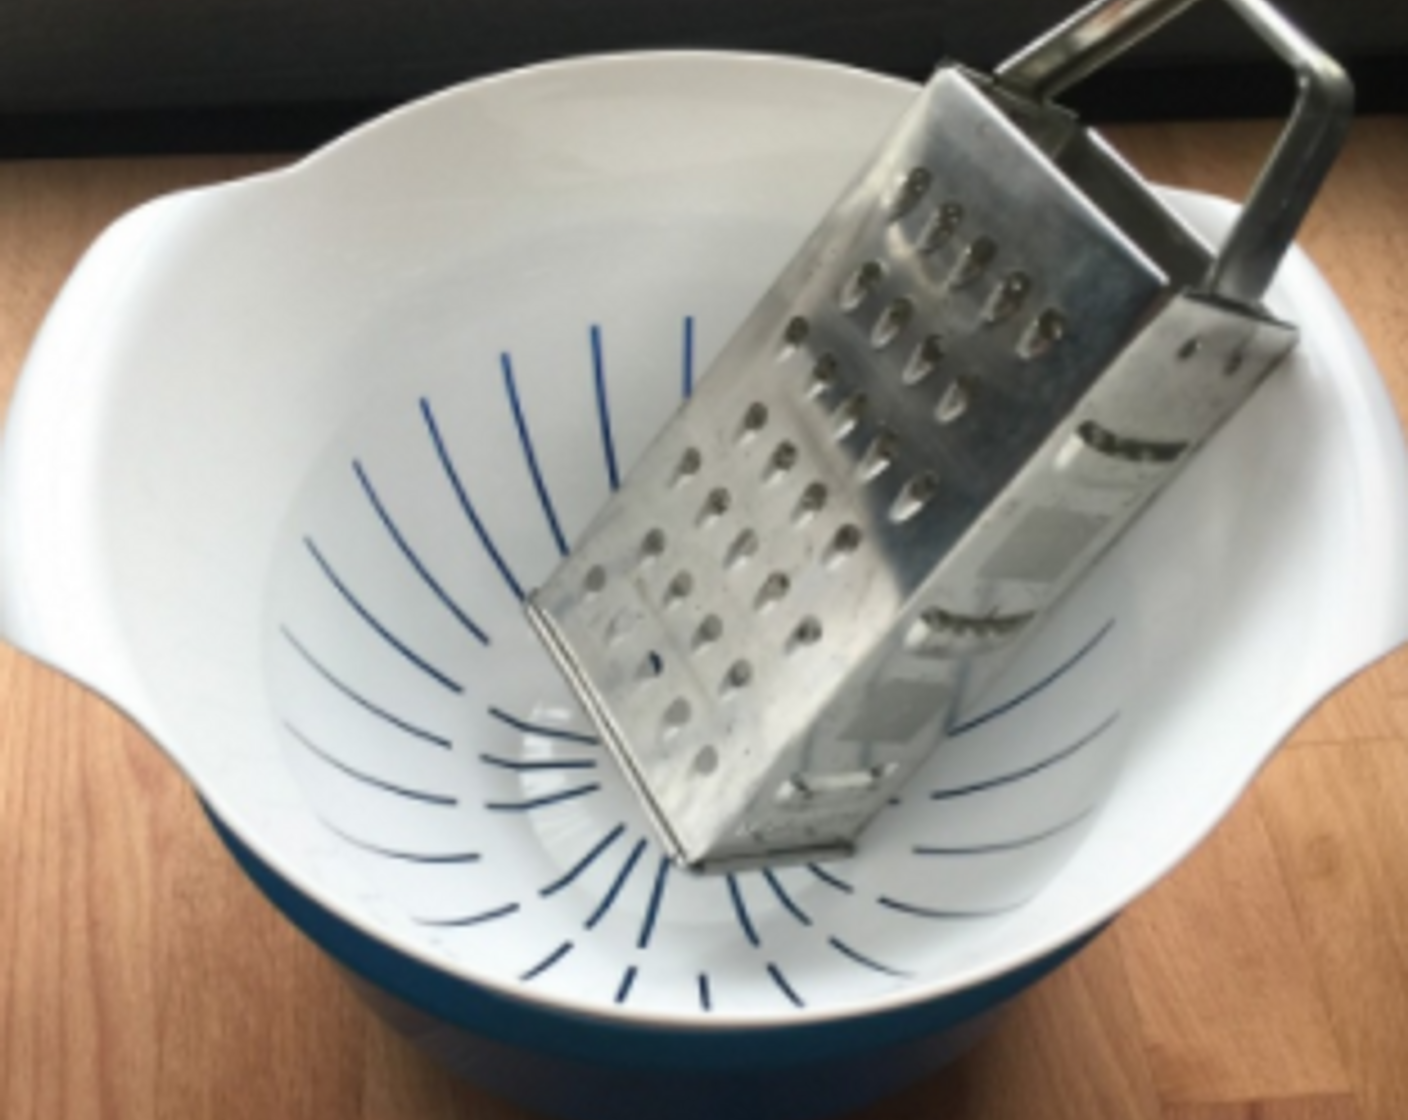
[{"left": 996, "top": 0, "right": 1353, "bottom": 305}]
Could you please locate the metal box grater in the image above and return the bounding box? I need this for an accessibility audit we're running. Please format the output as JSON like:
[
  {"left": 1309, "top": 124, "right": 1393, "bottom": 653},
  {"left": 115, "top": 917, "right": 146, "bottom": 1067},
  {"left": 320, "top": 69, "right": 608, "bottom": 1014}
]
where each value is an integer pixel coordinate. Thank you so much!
[{"left": 526, "top": 0, "right": 1352, "bottom": 873}]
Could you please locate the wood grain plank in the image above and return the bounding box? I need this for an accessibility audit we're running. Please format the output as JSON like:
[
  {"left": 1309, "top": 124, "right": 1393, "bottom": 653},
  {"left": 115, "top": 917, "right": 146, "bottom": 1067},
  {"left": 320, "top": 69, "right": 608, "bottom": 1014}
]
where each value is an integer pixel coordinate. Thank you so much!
[
  {"left": 1257, "top": 742, "right": 1408, "bottom": 1120},
  {"left": 1116, "top": 790, "right": 1350, "bottom": 1105},
  {"left": 1164, "top": 1094, "right": 1363, "bottom": 1120},
  {"left": 864, "top": 933, "right": 1162, "bottom": 1119}
]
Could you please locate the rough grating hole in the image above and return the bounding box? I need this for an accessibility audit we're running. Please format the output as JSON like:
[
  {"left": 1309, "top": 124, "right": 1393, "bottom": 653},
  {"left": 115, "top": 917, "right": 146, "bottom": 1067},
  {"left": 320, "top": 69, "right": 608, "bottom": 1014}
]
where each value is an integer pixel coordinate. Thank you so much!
[
  {"left": 951, "top": 236, "right": 997, "bottom": 287},
  {"left": 739, "top": 402, "right": 769, "bottom": 439},
  {"left": 791, "top": 617, "right": 823, "bottom": 649},
  {"left": 903, "top": 335, "right": 945, "bottom": 385},
  {"left": 725, "top": 528, "right": 759, "bottom": 569},
  {"left": 1019, "top": 308, "right": 1067, "bottom": 359},
  {"left": 636, "top": 650, "right": 665, "bottom": 680},
  {"left": 693, "top": 745, "right": 719, "bottom": 776},
  {"left": 755, "top": 572, "right": 791, "bottom": 611},
  {"left": 583, "top": 565, "right": 607, "bottom": 595},
  {"left": 722, "top": 660, "right": 754, "bottom": 693},
  {"left": 665, "top": 571, "right": 694, "bottom": 605},
  {"left": 766, "top": 441, "right": 799, "bottom": 479},
  {"left": 858, "top": 429, "right": 898, "bottom": 482},
  {"left": 640, "top": 528, "right": 667, "bottom": 562},
  {"left": 871, "top": 298, "right": 914, "bottom": 350},
  {"left": 826, "top": 524, "right": 863, "bottom": 564},
  {"left": 935, "top": 377, "right": 971, "bottom": 425},
  {"left": 833, "top": 394, "right": 868, "bottom": 440},
  {"left": 890, "top": 167, "right": 932, "bottom": 219},
  {"left": 1178, "top": 337, "right": 1203, "bottom": 361},
  {"left": 698, "top": 488, "right": 731, "bottom": 524},
  {"left": 839, "top": 260, "right": 885, "bottom": 312},
  {"left": 673, "top": 447, "right": 703, "bottom": 484},
  {"left": 693, "top": 614, "right": 724, "bottom": 649},
  {"left": 919, "top": 202, "right": 964, "bottom": 253},
  {"left": 984, "top": 271, "right": 1032, "bottom": 324},
  {"left": 807, "top": 353, "right": 840, "bottom": 398},
  {"left": 891, "top": 472, "right": 939, "bottom": 522},
  {"left": 780, "top": 316, "right": 810, "bottom": 358},
  {"left": 662, "top": 697, "right": 692, "bottom": 733},
  {"left": 793, "top": 482, "right": 828, "bottom": 523}
]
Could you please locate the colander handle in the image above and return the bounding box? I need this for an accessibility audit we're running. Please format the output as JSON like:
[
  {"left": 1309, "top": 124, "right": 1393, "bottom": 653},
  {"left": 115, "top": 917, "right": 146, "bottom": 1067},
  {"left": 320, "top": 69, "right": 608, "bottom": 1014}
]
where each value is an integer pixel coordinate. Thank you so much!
[{"left": 995, "top": 0, "right": 1354, "bottom": 306}]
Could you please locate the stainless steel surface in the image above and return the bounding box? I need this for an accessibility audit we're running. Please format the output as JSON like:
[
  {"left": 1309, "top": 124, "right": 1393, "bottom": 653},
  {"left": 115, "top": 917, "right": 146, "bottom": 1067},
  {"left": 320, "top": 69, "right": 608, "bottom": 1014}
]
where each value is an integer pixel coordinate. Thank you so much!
[
  {"left": 527, "top": 0, "right": 1348, "bottom": 873},
  {"left": 996, "top": 0, "right": 1354, "bottom": 305}
]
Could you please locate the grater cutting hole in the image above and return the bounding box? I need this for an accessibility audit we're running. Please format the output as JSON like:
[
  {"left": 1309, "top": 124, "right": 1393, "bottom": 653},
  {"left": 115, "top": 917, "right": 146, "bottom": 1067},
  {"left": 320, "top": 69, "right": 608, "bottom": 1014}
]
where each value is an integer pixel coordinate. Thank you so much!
[
  {"left": 672, "top": 447, "right": 703, "bottom": 485},
  {"left": 858, "top": 429, "right": 898, "bottom": 482},
  {"left": 724, "top": 528, "right": 759, "bottom": 569},
  {"left": 1019, "top": 309, "right": 1067, "bottom": 359},
  {"left": 833, "top": 394, "right": 868, "bottom": 440},
  {"left": 722, "top": 660, "right": 754, "bottom": 694},
  {"left": 891, "top": 473, "right": 939, "bottom": 522},
  {"left": 839, "top": 261, "right": 885, "bottom": 312},
  {"left": 903, "top": 335, "right": 945, "bottom": 385},
  {"left": 739, "top": 403, "right": 769, "bottom": 441},
  {"left": 935, "top": 377, "right": 972, "bottom": 425},
  {"left": 779, "top": 316, "right": 810, "bottom": 358},
  {"left": 698, "top": 488, "right": 731, "bottom": 526},
  {"left": 765, "top": 441, "right": 799, "bottom": 480},
  {"left": 693, "top": 614, "right": 724, "bottom": 650},
  {"left": 789, "top": 616, "right": 824, "bottom": 651},
  {"left": 665, "top": 571, "right": 694, "bottom": 606},
  {"left": 583, "top": 565, "right": 607, "bottom": 595},
  {"left": 889, "top": 167, "right": 933, "bottom": 219},
  {"left": 755, "top": 572, "right": 791, "bottom": 612},
  {"left": 1225, "top": 349, "right": 1246, "bottom": 375},
  {"left": 871, "top": 298, "right": 915, "bottom": 350},
  {"left": 606, "top": 608, "right": 637, "bottom": 645},
  {"left": 951, "top": 236, "right": 997, "bottom": 287},
  {"left": 636, "top": 651, "right": 665, "bottom": 681},
  {"left": 1178, "top": 338, "right": 1203, "bottom": 361},
  {"left": 919, "top": 203, "right": 964, "bottom": 253},
  {"left": 662, "top": 697, "right": 692, "bottom": 736},
  {"left": 807, "top": 354, "right": 840, "bottom": 399},
  {"left": 692, "top": 745, "right": 719, "bottom": 776},
  {"left": 793, "top": 482, "right": 828, "bottom": 523},
  {"left": 825, "top": 524, "right": 863, "bottom": 566},
  {"left": 640, "top": 528, "right": 667, "bottom": 563},
  {"left": 984, "top": 271, "right": 1032, "bottom": 324}
]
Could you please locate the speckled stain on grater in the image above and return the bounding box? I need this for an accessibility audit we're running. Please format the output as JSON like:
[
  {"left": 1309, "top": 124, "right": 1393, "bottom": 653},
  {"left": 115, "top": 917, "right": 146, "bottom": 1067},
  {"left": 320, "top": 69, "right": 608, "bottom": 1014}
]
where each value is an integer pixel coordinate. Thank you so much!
[{"left": 526, "top": 53, "right": 1314, "bottom": 872}]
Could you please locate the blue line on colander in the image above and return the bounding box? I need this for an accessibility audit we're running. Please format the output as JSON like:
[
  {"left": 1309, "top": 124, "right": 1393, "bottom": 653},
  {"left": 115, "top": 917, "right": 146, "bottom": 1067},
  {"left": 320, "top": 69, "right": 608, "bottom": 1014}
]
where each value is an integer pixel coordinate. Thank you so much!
[
  {"left": 911, "top": 804, "right": 1096, "bottom": 856},
  {"left": 319, "top": 817, "right": 479, "bottom": 863},
  {"left": 805, "top": 863, "right": 854, "bottom": 895},
  {"left": 828, "top": 936, "right": 911, "bottom": 979},
  {"left": 283, "top": 721, "right": 458, "bottom": 807},
  {"left": 352, "top": 459, "right": 490, "bottom": 645},
  {"left": 303, "top": 536, "right": 463, "bottom": 693},
  {"left": 929, "top": 712, "right": 1119, "bottom": 801},
  {"left": 615, "top": 965, "right": 638, "bottom": 1006},
  {"left": 521, "top": 940, "right": 574, "bottom": 982},
  {"left": 539, "top": 823, "right": 627, "bottom": 898},
  {"left": 502, "top": 352, "right": 568, "bottom": 557},
  {"left": 484, "top": 783, "right": 601, "bottom": 812},
  {"left": 421, "top": 397, "right": 525, "bottom": 602},
  {"left": 948, "top": 617, "right": 1115, "bottom": 737},
  {"left": 767, "top": 963, "right": 804, "bottom": 1008},
  {"left": 761, "top": 868, "right": 811, "bottom": 927},
  {"left": 874, "top": 895, "right": 1031, "bottom": 921},
  {"left": 585, "top": 837, "right": 649, "bottom": 930},
  {"left": 682, "top": 315, "right": 696, "bottom": 399},
  {"left": 478, "top": 752, "right": 597, "bottom": 773},
  {"left": 281, "top": 626, "right": 452, "bottom": 749},
  {"left": 590, "top": 324, "right": 620, "bottom": 493},
  {"left": 413, "top": 902, "right": 521, "bottom": 927},
  {"left": 486, "top": 706, "right": 599, "bottom": 745},
  {"left": 727, "top": 873, "right": 761, "bottom": 947},
  {"left": 637, "top": 856, "right": 671, "bottom": 950}
]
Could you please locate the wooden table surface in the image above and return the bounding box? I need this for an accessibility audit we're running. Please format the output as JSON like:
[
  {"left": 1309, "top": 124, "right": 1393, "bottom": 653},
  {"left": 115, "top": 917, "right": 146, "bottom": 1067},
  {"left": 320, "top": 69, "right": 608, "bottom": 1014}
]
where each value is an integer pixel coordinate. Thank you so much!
[{"left": 1, "top": 117, "right": 1406, "bottom": 1120}]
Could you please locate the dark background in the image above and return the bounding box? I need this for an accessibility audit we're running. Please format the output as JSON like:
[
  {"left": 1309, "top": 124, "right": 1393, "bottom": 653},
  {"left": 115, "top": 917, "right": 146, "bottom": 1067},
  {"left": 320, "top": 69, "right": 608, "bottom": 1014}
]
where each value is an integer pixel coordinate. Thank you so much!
[{"left": 0, "top": 0, "right": 1402, "bottom": 156}]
